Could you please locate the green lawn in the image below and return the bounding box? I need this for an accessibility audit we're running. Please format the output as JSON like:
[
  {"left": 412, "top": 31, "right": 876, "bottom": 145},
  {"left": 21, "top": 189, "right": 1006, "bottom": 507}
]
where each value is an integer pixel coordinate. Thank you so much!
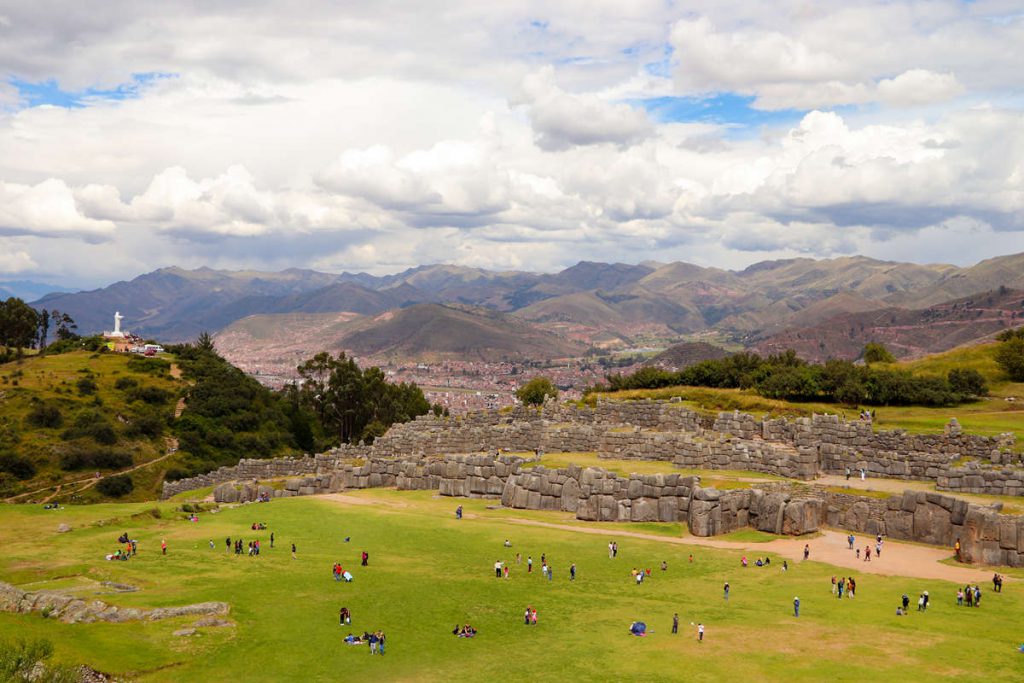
[{"left": 1, "top": 492, "right": 1022, "bottom": 682}]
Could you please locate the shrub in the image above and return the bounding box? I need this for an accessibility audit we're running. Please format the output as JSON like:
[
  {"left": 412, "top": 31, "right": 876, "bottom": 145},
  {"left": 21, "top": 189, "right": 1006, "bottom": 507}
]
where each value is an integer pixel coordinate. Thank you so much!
[
  {"left": 995, "top": 336, "right": 1024, "bottom": 381},
  {"left": 75, "top": 377, "right": 98, "bottom": 396},
  {"left": 61, "top": 410, "right": 118, "bottom": 445},
  {"left": 125, "top": 411, "right": 165, "bottom": 439},
  {"left": 127, "top": 386, "right": 172, "bottom": 405},
  {"left": 114, "top": 377, "right": 139, "bottom": 391},
  {"left": 0, "top": 454, "right": 36, "bottom": 480},
  {"left": 59, "top": 444, "right": 132, "bottom": 471},
  {"left": 26, "top": 403, "right": 63, "bottom": 429},
  {"left": 948, "top": 368, "right": 988, "bottom": 396},
  {"left": 96, "top": 474, "right": 133, "bottom": 497}
]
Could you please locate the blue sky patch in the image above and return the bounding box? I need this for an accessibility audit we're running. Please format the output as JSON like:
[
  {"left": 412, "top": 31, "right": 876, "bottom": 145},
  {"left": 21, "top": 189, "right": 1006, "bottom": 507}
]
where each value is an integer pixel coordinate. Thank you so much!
[
  {"left": 9, "top": 72, "right": 173, "bottom": 109},
  {"left": 633, "top": 93, "right": 807, "bottom": 130}
]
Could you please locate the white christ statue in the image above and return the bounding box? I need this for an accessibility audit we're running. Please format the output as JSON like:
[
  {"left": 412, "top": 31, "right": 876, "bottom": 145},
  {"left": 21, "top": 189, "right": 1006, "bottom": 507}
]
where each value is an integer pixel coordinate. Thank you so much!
[{"left": 113, "top": 311, "right": 123, "bottom": 336}]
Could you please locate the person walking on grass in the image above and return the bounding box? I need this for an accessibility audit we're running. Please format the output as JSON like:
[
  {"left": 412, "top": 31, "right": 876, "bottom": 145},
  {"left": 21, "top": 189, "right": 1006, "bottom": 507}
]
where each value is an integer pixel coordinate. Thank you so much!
[
  {"left": 528, "top": 556, "right": 533, "bottom": 573},
  {"left": 724, "top": 581, "right": 730, "bottom": 601},
  {"left": 608, "top": 541, "right": 614, "bottom": 559},
  {"left": 292, "top": 543, "right": 297, "bottom": 559},
  {"left": 697, "top": 623, "right": 704, "bottom": 642},
  {"left": 495, "top": 560, "right": 503, "bottom": 578},
  {"left": 270, "top": 532, "right": 274, "bottom": 548},
  {"left": 672, "top": 613, "right": 679, "bottom": 634},
  {"left": 161, "top": 539, "right": 167, "bottom": 555},
  {"left": 803, "top": 544, "right": 810, "bottom": 561},
  {"left": 793, "top": 597, "right": 800, "bottom": 618},
  {"left": 570, "top": 563, "right": 576, "bottom": 581}
]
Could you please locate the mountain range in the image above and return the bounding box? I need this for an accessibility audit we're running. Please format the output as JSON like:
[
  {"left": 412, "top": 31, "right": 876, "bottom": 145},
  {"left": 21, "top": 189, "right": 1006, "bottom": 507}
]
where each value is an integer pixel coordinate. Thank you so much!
[{"left": 25, "top": 252, "right": 1024, "bottom": 363}]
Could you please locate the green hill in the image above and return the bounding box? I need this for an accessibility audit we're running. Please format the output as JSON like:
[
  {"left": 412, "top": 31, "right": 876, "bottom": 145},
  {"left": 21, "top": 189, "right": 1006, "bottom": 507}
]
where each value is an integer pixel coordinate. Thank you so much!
[{"left": 0, "top": 351, "right": 185, "bottom": 502}]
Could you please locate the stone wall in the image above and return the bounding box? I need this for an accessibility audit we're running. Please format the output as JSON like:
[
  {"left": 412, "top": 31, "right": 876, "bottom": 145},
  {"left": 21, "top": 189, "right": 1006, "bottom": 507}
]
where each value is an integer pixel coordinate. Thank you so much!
[{"left": 163, "top": 398, "right": 1020, "bottom": 500}]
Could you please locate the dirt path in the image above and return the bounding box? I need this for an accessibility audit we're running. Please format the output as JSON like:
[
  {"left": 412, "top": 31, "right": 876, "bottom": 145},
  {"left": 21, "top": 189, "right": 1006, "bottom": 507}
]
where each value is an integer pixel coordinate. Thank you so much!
[
  {"left": 320, "top": 492, "right": 1000, "bottom": 584},
  {"left": 812, "top": 474, "right": 934, "bottom": 495},
  {"left": 6, "top": 451, "right": 176, "bottom": 503}
]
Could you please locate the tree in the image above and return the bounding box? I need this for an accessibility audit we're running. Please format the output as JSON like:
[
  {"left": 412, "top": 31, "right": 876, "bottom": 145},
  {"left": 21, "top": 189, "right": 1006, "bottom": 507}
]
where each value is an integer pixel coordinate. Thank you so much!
[
  {"left": 37, "top": 308, "right": 50, "bottom": 349},
  {"left": 0, "top": 298, "right": 41, "bottom": 349},
  {"left": 947, "top": 368, "right": 988, "bottom": 397},
  {"left": 862, "top": 342, "right": 895, "bottom": 364},
  {"left": 196, "top": 331, "right": 216, "bottom": 353},
  {"left": 49, "top": 310, "right": 77, "bottom": 341},
  {"left": 515, "top": 376, "right": 559, "bottom": 406},
  {"left": 995, "top": 336, "right": 1024, "bottom": 381},
  {"left": 96, "top": 474, "right": 134, "bottom": 497}
]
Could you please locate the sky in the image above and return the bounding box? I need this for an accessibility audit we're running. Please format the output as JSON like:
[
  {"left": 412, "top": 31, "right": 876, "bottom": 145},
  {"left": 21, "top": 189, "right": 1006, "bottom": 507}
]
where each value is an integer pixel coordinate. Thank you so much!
[{"left": 0, "top": 1, "right": 1023, "bottom": 289}]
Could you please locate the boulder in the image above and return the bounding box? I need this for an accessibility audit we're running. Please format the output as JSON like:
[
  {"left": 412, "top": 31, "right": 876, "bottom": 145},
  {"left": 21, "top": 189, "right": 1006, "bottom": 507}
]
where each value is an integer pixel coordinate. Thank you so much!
[
  {"left": 560, "top": 478, "right": 581, "bottom": 512},
  {"left": 56, "top": 523, "right": 72, "bottom": 533},
  {"left": 630, "top": 498, "right": 658, "bottom": 522},
  {"left": 912, "top": 504, "right": 952, "bottom": 546},
  {"left": 781, "top": 499, "right": 821, "bottom": 535},
  {"left": 173, "top": 628, "right": 197, "bottom": 637}
]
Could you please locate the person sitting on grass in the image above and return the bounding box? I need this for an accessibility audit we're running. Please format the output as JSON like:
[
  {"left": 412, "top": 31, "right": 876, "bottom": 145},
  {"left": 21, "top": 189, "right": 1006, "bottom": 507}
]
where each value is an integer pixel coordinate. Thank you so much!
[{"left": 344, "top": 633, "right": 362, "bottom": 644}]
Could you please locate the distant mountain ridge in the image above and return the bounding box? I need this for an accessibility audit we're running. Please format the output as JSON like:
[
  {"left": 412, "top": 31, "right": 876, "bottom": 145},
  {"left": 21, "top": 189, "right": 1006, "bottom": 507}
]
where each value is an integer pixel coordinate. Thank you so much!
[{"left": 28, "top": 253, "right": 1024, "bottom": 361}]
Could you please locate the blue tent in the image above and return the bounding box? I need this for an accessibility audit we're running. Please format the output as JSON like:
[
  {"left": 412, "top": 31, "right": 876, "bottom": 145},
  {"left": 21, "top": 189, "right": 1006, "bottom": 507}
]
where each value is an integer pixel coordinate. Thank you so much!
[{"left": 630, "top": 622, "right": 647, "bottom": 636}]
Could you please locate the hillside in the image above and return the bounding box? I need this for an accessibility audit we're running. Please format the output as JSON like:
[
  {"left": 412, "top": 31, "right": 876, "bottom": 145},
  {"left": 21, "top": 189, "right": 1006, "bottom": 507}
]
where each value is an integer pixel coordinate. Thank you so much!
[
  {"left": 646, "top": 341, "right": 731, "bottom": 370},
  {"left": 0, "top": 351, "right": 184, "bottom": 502},
  {"left": 755, "top": 288, "right": 1024, "bottom": 361},
  {"left": 340, "top": 304, "right": 587, "bottom": 361}
]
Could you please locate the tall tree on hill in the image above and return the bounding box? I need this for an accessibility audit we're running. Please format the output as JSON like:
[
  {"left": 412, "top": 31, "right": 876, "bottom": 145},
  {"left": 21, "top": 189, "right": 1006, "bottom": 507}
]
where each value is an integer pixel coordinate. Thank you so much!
[
  {"left": 862, "top": 342, "right": 895, "bottom": 364},
  {"left": 50, "top": 310, "right": 77, "bottom": 341},
  {"left": 995, "top": 333, "right": 1024, "bottom": 381},
  {"left": 196, "top": 331, "right": 216, "bottom": 353},
  {"left": 0, "top": 298, "right": 41, "bottom": 349}
]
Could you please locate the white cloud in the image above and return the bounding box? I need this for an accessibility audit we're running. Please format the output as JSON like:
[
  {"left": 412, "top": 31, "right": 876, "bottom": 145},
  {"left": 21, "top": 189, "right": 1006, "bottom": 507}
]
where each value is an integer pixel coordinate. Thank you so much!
[
  {"left": 876, "top": 69, "right": 964, "bottom": 107},
  {"left": 0, "top": 178, "right": 116, "bottom": 240},
  {"left": 517, "top": 67, "right": 653, "bottom": 150},
  {"left": 0, "top": 243, "right": 37, "bottom": 272}
]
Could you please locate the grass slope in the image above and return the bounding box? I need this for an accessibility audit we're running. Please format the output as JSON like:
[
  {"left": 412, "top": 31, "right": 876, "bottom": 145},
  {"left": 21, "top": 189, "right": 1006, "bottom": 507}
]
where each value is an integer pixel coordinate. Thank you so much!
[
  {"left": 0, "top": 351, "right": 183, "bottom": 501},
  {"left": 0, "top": 493, "right": 1021, "bottom": 682}
]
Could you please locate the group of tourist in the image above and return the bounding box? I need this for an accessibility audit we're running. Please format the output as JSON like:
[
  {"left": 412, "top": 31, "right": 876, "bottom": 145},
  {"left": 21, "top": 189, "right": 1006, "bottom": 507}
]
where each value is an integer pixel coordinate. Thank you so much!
[
  {"left": 453, "top": 624, "right": 477, "bottom": 637},
  {"left": 523, "top": 607, "right": 538, "bottom": 625},
  {"left": 225, "top": 537, "right": 262, "bottom": 556},
  {"left": 344, "top": 631, "right": 386, "bottom": 654},
  {"left": 607, "top": 541, "right": 619, "bottom": 558},
  {"left": 332, "top": 563, "right": 353, "bottom": 582},
  {"left": 956, "top": 585, "right": 983, "bottom": 607},
  {"left": 831, "top": 575, "right": 857, "bottom": 598}
]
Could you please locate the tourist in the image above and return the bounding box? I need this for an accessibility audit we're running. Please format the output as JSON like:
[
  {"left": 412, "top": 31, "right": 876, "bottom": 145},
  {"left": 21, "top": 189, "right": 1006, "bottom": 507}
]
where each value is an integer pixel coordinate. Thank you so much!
[
  {"left": 635, "top": 571, "right": 643, "bottom": 586},
  {"left": 612, "top": 542, "right": 618, "bottom": 558},
  {"left": 956, "top": 588, "right": 964, "bottom": 606},
  {"left": 377, "top": 631, "right": 386, "bottom": 655},
  {"left": 161, "top": 539, "right": 167, "bottom": 555},
  {"left": 661, "top": 560, "right": 667, "bottom": 571},
  {"left": 954, "top": 537, "right": 962, "bottom": 562},
  {"left": 848, "top": 534, "right": 855, "bottom": 549},
  {"left": 845, "top": 466, "right": 851, "bottom": 480},
  {"left": 993, "top": 573, "right": 1003, "bottom": 593},
  {"left": 541, "top": 553, "right": 546, "bottom": 565},
  {"left": 368, "top": 631, "right": 378, "bottom": 654},
  {"left": 831, "top": 576, "right": 837, "bottom": 594},
  {"left": 918, "top": 594, "right": 925, "bottom": 611},
  {"left": 793, "top": 597, "right": 800, "bottom": 618},
  {"left": 340, "top": 607, "right": 351, "bottom": 625},
  {"left": 864, "top": 546, "right": 871, "bottom": 562},
  {"left": 527, "top": 556, "right": 533, "bottom": 573},
  {"left": 531, "top": 608, "right": 537, "bottom": 625},
  {"left": 848, "top": 577, "right": 856, "bottom": 598},
  {"left": 723, "top": 581, "right": 730, "bottom": 601},
  {"left": 697, "top": 623, "right": 704, "bottom": 642},
  {"left": 209, "top": 539, "right": 214, "bottom": 549},
  {"left": 547, "top": 565, "right": 553, "bottom": 581},
  {"left": 837, "top": 578, "right": 844, "bottom": 599},
  {"left": 974, "top": 586, "right": 981, "bottom": 607},
  {"left": 856, "top": 548, "right": 860, "bottom": 560},
  {"left": 226, "top": 537, "right": 231, "bottom": 552},
  {"left": 965, "top": 585, "right": 973, "bottom": 607},
  {"left": 524, "top": 607, "right": 531, "bottom": 625},
  {"left": 504, "top": 564, "right": 510, "bottom": 579},
  {"left": 504, "top": 539, "right": 512, "bottom": 547},
  {"left": 495, "top": 559, "right": 503, "bottom": 578},
  {"left": 456, "top": 505, "right": 463, "bottom": 520},
  {"left": 803, "top": 544, "right": 810, "bottom": 561},
  {"left": 741, "top": 556, "right": 748, "bottom": 568},
  {"left": 782, "top": 560, "right": 788, "bottom": 572},
  {"left": 860, "top": 468, "right": 866, "bottom": 481},
  {"left": 292, "top": 543, "right": 297, "bottom": 559},
  {"left": 270, "top": 532, "right": 274, "bottom": 548},
  {"left": 875, "top": 541, "right": 882, "bottom": 558},
  {"left": 902, "top": 594, "right": 910, "bottom": 612},
  {"left": 689, "top": 554, "right": 693, "bottom": 563},
  {"left": 570, "top": 563, "right": 576, "bottom": 581},
  {"left": 361, "top": 551, "right": 369, "bottom": 566},
  {"left": 672, "top": 613, "right": 678, "bottom": 634},
  {"left": 923, "top": 590, "right": 928, "bottom": 609},
  {"left": 608, "top": 541, "right": 614, "bottom": 559},
  {"left": 516, "top": 553, "right": 521, "bottom": 564}
]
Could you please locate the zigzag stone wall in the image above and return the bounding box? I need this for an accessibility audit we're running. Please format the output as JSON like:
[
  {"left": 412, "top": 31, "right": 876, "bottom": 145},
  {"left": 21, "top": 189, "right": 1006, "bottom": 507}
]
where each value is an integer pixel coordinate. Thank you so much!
[{"left": 163, "top": 398, "right": 1021, "bottom": 499}]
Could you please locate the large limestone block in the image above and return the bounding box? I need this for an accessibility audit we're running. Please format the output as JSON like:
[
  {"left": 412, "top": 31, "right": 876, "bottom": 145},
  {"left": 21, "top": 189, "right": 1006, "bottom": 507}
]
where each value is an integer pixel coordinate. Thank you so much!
[
  {"left": 213, "top": 484, "right": 240, "bottom": 503},
  {"left": 688, "top": 499, "right": 720, "bottom": 537},
  {"left": 782, "top": 499, "right": 822, "bottom": 536},
  {"left": 658, "top": 496, "right": 679, "bottom": 522},
  {"left": 631, "top": 498, "right": 658, "bottom": 522},
  {"left": 561, "top": 477, "right": 581, "bottom": 512},
  {"left": 912, "top": 504, "right": 952, "bottom": 546}
]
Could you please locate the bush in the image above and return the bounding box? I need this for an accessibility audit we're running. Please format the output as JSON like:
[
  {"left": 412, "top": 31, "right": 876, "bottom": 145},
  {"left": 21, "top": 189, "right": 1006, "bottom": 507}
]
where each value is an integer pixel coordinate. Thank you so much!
[
  {"left": 127, "top": 386, "right": 172, "bottom": 405},
  {"left": 26, "top": 403, "right": 63, "bottom": 429},
  {"left": 114, "top": 377, "right": 139, "bottom": 391},
  {"left": 0, "top": 453, "right": 36, "bottom": 480},
  {"left": 59, "top": 444, "right": 132, "bottom": 471},
  {"left": 127, "top": 357, "right": 169, "bottom": 376},
  {"left": 61, "top": 410, "right": 118, "bottom": 445},
  {"left": 948, "top": 368, "right": 988, "bottom": 396},
  {"left": 862, "top": 342, "right": 896, "bottom": 364},
  {"left": 75, "top": 377, "right": 98, "bottom": 396},
  {"left": 125, "top": 411, "right": 165, "bottom": 439},
  {"left": 515, "top": 377, "right": 559, "bottom": 406},
  {"left": 96, "top": 474, "right": 133, "bottom": 497}
]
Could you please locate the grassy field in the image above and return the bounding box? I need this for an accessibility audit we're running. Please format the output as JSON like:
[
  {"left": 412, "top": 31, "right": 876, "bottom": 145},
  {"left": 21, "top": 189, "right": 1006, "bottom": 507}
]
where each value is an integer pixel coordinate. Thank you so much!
[{"left": 1, "top": 492, "right": 1022, "bottom": 682}]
